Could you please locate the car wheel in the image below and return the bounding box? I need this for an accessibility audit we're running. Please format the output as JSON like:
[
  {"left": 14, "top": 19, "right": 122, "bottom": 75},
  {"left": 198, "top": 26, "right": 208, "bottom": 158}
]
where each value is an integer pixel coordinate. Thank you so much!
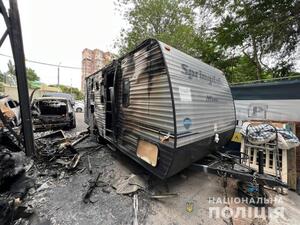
[{"left": 76, "top": 107, "right": 82, "bottom": 113}]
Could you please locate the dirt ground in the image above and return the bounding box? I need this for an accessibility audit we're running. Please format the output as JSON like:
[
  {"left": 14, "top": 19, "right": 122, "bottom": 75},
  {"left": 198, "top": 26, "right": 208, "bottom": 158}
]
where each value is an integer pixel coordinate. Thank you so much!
[{"left": 18, "top": 113, "right": 300, "bottom": 225}]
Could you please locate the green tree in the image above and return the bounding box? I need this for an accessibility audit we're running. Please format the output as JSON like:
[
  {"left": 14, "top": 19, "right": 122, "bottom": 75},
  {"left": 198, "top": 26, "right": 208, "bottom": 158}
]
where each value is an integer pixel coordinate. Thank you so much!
[
  {"left": 115, "top": 0, "right": 198, "bottom": 55},
  {"left": 49, "top": 84, "right": 84, "bottom": 100},
  {"left": 3, "top": 60, "right": 17, "bottom": 85},
  {"left": 3, "top": 60, "right": 40, "bottom": 87},
  {"left": 198, "top": 0, "right": 300, "bottom": 80},
  {"left": 116, "top": 0, "right": 300, "bottom": 83},
  {"left": 0, "top": 70, "right": 4, "bottom": 83},
  {"left": 26, "top": 67, "right": 40, "bottom": 82},
  {"left": 6, "top": 60, "right": 15, "bottom": 77}
]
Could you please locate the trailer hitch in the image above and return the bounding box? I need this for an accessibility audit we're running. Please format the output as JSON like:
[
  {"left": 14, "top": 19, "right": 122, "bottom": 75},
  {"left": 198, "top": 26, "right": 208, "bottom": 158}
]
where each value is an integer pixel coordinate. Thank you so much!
[{"left": 190, "top": 151, "right": 287, "bottom": 188}]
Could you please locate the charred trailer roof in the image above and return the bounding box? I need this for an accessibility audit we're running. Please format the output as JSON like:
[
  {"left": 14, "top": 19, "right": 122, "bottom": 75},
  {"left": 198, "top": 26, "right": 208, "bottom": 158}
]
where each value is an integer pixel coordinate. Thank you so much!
[{"left": 85, "top": 39, "right": 236, "bottom": 179}]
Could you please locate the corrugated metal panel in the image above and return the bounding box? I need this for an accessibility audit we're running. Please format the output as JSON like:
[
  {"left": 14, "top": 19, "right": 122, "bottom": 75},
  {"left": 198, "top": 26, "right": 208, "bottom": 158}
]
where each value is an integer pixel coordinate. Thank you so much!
[
  {"left": 117, "top": 41, "right": 175, "bottom": 150},
  {"left": 159, "top": 41, "right": 235, "bottom": 147},
  {"left": 93, "top": 72, "right": 106, "bottom": 137},
  {"left": 234, "top": 99, "right": 300, "bottom": 122},
  {"left": 231, "top": 80, "right": 300, "bottom": 122}
]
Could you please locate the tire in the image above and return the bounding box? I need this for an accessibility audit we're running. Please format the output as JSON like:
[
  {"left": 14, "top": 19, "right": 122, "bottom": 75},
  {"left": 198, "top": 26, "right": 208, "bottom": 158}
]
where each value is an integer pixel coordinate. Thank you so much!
[{"left": 76, "top": 107, "right": 83, "bottom": 113}]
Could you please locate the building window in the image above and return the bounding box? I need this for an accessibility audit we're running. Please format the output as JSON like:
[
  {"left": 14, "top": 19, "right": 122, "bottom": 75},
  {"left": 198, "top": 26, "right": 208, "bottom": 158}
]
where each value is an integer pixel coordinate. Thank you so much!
[{"left": 122, "top": 79, "right": 130, "bottom": 107}]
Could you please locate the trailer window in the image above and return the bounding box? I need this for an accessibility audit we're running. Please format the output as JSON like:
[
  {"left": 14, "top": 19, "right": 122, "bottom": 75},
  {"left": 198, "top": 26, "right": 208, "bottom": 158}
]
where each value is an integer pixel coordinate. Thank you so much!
[
  {"left": 91, "top": 78, "right": 94, "bottom": 90},
  {"left": 122, "top": 79, "right": 130, "bottom": 107},
  {"left": 100, "top": 81, "right": 104, "bottom": 103}
]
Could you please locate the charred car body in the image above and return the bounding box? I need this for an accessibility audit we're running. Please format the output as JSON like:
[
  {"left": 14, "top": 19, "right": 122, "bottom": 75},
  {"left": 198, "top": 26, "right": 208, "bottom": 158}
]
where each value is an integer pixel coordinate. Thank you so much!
[
  {"left": 31, "top": 97, "right": 76, "bottom": 130},
  {"left": 0, "top": 96, "right": 21, "bottom": 128},
  {"left": 85, "top": 39, "right": 236, "bottom": 179}
]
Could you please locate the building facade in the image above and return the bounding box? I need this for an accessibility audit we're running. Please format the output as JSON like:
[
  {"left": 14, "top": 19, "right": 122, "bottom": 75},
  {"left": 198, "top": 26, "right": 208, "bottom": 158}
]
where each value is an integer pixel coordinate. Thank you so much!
[{"left": 81, "top": 48, "right": 112, "bottom": 91}]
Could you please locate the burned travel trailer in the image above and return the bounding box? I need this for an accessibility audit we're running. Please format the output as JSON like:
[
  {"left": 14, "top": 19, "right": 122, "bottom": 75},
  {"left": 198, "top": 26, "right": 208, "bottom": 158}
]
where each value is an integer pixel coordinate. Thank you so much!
[
  {"left": 31, "top": 97, "right": 76, "bottom": 130},
  {"left": 85, "top": 39, "right": 236, "bottom": 179}
]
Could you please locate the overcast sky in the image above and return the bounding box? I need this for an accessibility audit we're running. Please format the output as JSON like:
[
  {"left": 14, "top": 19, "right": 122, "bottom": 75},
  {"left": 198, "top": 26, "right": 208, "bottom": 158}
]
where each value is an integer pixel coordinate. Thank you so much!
[
  {"left": 0, "top": 0, "right": 299, "bottom": 90},
  {"left": 0, "top": 0, "right": 126, "bottom": 89}
]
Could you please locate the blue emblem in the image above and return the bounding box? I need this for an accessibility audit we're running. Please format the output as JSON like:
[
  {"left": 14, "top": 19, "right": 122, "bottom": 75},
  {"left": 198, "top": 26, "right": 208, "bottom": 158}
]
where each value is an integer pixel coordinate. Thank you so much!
[{"left": 183, "top": 118, "right": 192, "bottom": 130}]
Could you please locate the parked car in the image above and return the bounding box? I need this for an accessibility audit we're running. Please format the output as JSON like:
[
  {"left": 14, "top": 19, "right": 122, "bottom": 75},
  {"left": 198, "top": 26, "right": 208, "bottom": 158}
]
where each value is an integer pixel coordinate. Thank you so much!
[
  {"left": 0, "top": 96, "right": 21, "bottom": 127},
  {"left": 31, "top": 97, "right": 76, "bottom": 130},
  {"left": 74, "top": 101, "right": 84, "bottom": 112}
]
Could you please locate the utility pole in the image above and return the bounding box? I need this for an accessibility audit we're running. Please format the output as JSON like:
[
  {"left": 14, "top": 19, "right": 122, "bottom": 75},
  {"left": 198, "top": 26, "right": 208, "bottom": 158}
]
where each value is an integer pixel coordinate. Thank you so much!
[
  {"left": 70, "top": 77, "right": 73, "bottom": 95},
  {"left": 57, "top": 62, "right": 61, "bottom": 87}
]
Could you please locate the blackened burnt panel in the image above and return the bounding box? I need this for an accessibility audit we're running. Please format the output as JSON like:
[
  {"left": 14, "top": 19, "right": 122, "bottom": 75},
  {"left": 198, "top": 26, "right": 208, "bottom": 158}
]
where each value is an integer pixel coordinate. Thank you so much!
[{"left": 118, "top": 41, "right": 174, "bottom": 152}]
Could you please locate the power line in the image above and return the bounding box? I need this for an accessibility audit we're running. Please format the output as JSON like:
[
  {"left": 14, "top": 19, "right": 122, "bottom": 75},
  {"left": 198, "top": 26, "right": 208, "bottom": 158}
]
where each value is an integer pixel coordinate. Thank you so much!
[{"left": 0, "top": 53, "right": 81, "bottom": 70}]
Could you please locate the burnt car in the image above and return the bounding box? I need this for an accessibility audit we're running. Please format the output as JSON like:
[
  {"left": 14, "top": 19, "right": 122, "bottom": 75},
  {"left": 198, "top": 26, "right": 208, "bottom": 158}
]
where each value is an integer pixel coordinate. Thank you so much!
[
  {"left": 42, "top": 92, "right": 75, "bottom": 106},
  {"left": 0, "top": 96, "right": 21, "bottom": 128},
  {"left": 31, "top": 97, "right": 76, "bottom": 130}
]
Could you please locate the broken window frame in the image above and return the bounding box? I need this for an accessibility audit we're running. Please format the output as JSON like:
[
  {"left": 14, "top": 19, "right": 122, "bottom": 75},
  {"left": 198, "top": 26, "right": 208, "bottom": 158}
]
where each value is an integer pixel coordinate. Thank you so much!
[{"left": 7, "top": 99, "right": 16, "bottom": 108}]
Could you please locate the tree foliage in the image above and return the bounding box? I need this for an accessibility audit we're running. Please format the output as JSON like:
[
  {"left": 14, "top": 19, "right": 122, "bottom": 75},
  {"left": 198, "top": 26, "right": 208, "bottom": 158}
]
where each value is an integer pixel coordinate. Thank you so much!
[
  {"left": 115, "top": 0, "right": 198, "bottom": 55},
  {"left": 0, "top": 70, "right": 4, "bottom": 83},
  {"left": 26, "top": 68, "right": 40, "bottom": 82},
  {"left": 49, "top": 84, "right": 84, "bottom": 100},
  {"left": 115, "top": 0, "right": 300, "bottom": 83},
  {"left": 1, "top": 60, "right": 40, "bottom": 86},
  {"left": 202, "top": 0, "right": 300, "bottom": 79}
]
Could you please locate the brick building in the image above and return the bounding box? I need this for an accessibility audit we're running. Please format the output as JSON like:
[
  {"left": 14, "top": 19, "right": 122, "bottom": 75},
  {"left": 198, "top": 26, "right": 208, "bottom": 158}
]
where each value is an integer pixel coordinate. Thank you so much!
[{"left": 81, "top": 48, "right": 112, "bottom": 91}]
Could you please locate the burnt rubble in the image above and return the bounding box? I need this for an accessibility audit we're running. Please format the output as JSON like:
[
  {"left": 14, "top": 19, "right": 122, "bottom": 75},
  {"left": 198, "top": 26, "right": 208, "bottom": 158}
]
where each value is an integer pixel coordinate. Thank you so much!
[
  {"left": 0, "top": 147, "right": 34, "bottom": 225},
  {"left": 0, "top": 129, "right": 92, "bottom": 225}
]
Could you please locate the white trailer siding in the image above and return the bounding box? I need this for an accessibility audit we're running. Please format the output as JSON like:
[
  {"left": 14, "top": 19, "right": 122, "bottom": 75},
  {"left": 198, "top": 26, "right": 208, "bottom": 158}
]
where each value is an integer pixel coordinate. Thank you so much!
[{"left": 159, "top": 41, "right": 236, "bottom": 147}]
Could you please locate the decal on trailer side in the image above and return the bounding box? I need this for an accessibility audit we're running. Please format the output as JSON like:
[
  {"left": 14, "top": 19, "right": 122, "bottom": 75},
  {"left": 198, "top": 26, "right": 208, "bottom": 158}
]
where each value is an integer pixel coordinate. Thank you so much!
[
  {"left": 179, "top": 86, "right": 192, "bottom": 102},
  {"left": 181, "top": 64, "right": 222, "bottom": 85}
]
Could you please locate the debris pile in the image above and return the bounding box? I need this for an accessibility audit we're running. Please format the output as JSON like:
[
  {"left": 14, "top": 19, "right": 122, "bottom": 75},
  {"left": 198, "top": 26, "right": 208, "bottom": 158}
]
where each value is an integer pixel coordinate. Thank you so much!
[
  {"left": 0, "top": 147, "right": 34, "bottom": 225},
  {"left": 34, "top": 130, "right": 89, "bottom": 169},
  {"left": 0, "top": 127, "right": 93, "bottom": 224}
]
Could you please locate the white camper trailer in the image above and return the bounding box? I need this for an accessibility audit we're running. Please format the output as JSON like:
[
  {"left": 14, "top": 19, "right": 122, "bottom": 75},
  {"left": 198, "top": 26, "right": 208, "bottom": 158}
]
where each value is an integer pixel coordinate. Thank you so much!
[{"left": 85, "top": 39, "right": 236, "bottom": 178}]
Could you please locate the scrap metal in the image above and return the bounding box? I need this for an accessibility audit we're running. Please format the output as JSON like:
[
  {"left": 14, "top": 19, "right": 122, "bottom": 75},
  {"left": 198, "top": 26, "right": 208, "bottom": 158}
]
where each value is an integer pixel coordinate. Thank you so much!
[{"left": 83, "top": 171, "right": 103, "bottom": 203}]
